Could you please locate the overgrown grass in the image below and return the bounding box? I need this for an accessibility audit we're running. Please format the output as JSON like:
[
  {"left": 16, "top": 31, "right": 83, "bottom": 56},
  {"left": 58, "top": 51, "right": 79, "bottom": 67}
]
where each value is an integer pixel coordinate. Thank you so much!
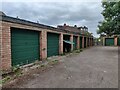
[{"left": 1, "top": 65, "right": 23, "bottom": 84}]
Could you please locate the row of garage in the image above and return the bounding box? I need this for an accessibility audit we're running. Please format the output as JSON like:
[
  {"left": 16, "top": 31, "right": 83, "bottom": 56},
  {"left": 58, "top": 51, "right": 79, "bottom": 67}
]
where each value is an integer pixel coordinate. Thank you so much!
[
  {"left": 1, "top": 14, "right": 94, "bottom": 70},
  {"left": 104, "top": 37, "right": 120, "bottom": 46},
  {"left": 11, "top": 28, "right": 60, "bottom": 66},
  {"left": 11, "top": 27, "right": 92, "bottom": 66}
]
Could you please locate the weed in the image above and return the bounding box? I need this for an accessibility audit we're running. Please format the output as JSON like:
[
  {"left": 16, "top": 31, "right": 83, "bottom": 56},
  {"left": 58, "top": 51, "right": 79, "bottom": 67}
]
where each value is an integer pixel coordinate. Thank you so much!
[
  {"left": 51, "top": 60, "right": 59, "bottom": 65},
  {"left": 0, "top": 80, "right": 2, "bottom": 85},
  {"left": 52, "top": 60, "right": 58, "bottom": 63},
  {"left": 15, "top": 70, "right": 23, "bottom": 77},
  {"left": 80, "top": 49, "right": 83, "bottom": 52},
  {"left": 75, "top": 50, "right": 81, "bottom": 53},
  {"left": 1, "top": 76, "right": 11, "bottom": 84},
  {"left": 60, "top": 53, "right": 65, "bottom": 56},
  {"left": 33, "top": 60, "right": 39, "bottom": 65},
  {"left": 40, "top": 64, "right": 45, "bottom": 67},
  {"left": 12, "top": 66, "right": 20, "bottom": 73}
]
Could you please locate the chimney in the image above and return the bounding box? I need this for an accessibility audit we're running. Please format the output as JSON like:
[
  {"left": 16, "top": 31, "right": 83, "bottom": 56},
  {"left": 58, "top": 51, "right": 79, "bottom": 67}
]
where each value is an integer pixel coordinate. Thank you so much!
[
  {"left": 16, "top": 16, "right": 19, "bottom": 18},
  {"left": 74, "top": 25, "right": 77, "bottom": 27},
  {"left": 64, "top": 23, "right": 66, "bottom": 26}
]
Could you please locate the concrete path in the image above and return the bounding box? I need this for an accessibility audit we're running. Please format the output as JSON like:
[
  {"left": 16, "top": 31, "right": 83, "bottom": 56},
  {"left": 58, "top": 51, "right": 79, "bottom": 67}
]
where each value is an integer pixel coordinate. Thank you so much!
[{"left": 8, "top": 46, "right": 118, "bottom": 88}]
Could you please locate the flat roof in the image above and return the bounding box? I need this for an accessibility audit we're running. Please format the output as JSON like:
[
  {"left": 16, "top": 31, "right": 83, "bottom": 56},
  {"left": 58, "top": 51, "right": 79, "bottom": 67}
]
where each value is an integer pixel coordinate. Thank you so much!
[{"left": 1, "top": 14, "right": 92, "bottom": 37}]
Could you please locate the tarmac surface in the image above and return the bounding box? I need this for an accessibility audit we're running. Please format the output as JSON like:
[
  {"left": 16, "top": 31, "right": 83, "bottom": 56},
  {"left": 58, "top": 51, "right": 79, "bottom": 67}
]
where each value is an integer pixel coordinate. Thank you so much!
[{"left": 4, "top": 46, "right": 118, "bottom": 88}]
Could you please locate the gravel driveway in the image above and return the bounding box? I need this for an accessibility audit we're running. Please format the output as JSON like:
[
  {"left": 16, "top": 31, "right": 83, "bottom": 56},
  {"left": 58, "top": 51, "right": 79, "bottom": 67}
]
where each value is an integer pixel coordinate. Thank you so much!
[{"left": 5, "top": 46, "right": 118, "bottom": 88}]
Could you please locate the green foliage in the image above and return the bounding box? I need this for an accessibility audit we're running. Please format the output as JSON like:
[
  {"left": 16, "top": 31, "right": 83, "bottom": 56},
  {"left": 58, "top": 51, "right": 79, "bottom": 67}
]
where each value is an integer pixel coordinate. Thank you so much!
[
  {"left": 47, "top": 59, "right": 59, "bottom": 65},
  {"left": 0, "top": 76, "right": 11, "bottom": 84},
  {"left": 52, "top": 60, "right": 58, "bottom": 64},
  {"left": 84, "top": 31, "right": 93, "bottom": 36},
  {"left": 97, "top": 1, "right": 120, "bottom": 36},
  {"left": 40, "top": 64, "right": 45, "bottom": 67},
  {"left": 80, "top": 49, "right": 83, "bottom": 52},
  {"left": 12, "top": 65, "right": 20, "bottom": 72},
  {"left": 97, "top": 21, "right": 115, "bottom": 36},
  {"left": 60, "top": 53, "right": 65, "bottom": 56},
  {"left": 74, "top": 49, "right": 82, "bottom": 53},
  {"left": 0, "top": 80, "right": 2, "bottom": 85}
]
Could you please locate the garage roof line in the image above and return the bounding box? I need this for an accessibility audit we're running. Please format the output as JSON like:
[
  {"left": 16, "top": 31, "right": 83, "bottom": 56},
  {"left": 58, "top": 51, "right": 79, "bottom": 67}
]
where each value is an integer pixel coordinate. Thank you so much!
[{"left": 1, "top": 15, "right": 82, "bottom": 35}]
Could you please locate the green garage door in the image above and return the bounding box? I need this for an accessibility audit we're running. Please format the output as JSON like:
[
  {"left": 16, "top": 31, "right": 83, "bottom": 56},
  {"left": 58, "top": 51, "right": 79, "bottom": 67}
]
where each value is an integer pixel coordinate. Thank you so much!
[
  {"left": 80, "top": 37, "right": 82, "bottom": 49},
  {"left": 73, "top": 36, "right": 77, "bottom": 50},
  {"left": 105, "top": 38, "right": 114, "bottom": 46},
  {"left": 118, "top": 38, "right": 120, "bottom": 46},
  {"left": 11, "top": 28, "right": 40, "bottom": 66},
  {"left": 47, "top": 33, "right": 59, "bottom": 57}
]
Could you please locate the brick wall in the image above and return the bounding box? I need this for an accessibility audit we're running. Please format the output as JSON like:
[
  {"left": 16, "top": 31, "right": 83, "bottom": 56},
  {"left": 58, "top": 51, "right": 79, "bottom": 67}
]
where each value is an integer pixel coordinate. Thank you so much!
[
  {"left": 57, "top": 25, "right": 80, "bottom": 33},
  {"left": 114, "top": 37, "right": 118, "bottom": 46},
  {"left": 77, "top": 36, "right": 80, "bottom": 49},
  {"left": 40, "top": 31, "right": 47, "bottom": 60},
  {"left": 82, "top": 36, "right": 84, "bottom": 48},
  {"left": 59, "top": 33, "right": 63, "bottom": 54},
  {"left": 70, "top": 34, "right": 73, "bottom": 51},
  {"left": 1, "top": 21, "right": 93, "bottom": 71},
  {"left": 88, "top": 38, "right": 90, "bottom": 46},
  {"left": 90, "top": 38, "right": 92, "bottom": 46},
  {"left": 1, "top": 22, "right": 11, "bottom": 71}
]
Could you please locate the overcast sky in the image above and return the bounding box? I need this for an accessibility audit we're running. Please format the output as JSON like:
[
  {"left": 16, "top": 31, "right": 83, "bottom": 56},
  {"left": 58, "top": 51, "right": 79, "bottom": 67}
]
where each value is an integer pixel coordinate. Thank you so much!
[{"left": 1, "top": 0, "right": 104, "bottom": 37}]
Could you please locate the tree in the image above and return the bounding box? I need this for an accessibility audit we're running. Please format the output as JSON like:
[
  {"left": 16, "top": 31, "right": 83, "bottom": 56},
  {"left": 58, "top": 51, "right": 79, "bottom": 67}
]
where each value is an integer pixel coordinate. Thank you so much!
[{"left": 97, "top": 0, "right": 120, "bottom": 36}]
